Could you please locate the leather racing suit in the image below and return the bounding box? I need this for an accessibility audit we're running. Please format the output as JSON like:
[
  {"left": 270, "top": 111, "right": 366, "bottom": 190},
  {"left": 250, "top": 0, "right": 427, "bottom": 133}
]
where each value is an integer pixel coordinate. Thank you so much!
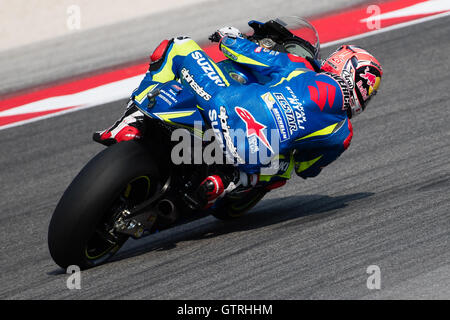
[{"left": 128, "top": 35, "right": 354, "bottom": 183}]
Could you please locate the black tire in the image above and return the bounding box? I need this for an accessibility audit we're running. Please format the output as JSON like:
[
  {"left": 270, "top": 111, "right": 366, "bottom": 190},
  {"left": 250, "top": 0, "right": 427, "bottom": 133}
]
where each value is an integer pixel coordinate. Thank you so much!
[
  {"left": 211, "top": 189, "right": 267, "bottom": 220},
  {"left": 48, "top": 141, "right": 161, "bottom": 270}
]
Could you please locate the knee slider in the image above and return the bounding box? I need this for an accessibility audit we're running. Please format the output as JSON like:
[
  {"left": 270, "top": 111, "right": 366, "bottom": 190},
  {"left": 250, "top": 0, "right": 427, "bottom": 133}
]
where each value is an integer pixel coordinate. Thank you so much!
[
  {"left": 150, "top": 39, "right": 171, "bottom": 62},
  {"left": 149, "top": 39, "right": 173, "bottom": 71}
]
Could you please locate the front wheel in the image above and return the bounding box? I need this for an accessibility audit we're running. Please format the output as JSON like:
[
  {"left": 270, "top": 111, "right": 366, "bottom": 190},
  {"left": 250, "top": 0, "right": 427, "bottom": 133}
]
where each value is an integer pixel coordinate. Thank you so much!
[{"left": 48, "top": 141, "right": 161, "bottom": 270}]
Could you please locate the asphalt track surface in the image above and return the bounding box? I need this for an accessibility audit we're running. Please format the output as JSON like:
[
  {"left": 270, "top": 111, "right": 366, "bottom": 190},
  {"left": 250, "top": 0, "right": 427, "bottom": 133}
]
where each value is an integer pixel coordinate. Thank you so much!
[{"left": 1, "top": 16, "right": 450, "bottom": 300}]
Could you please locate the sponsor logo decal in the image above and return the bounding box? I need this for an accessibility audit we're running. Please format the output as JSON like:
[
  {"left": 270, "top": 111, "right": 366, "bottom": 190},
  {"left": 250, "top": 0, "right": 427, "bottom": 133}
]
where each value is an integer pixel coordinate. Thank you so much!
[
  {"left": 171, "top": 84, "right": 183, "bottom": 91},
  {"left": 342, "top": 70, "right": 355, "bottom": 89},
  {"left": 254, "top": 46, "right": 262, "bottom": 53},
  {"left": 191, "top": 51, "right": 226, "bottom": 87},
  {"left": 209, "top": 107, "right": 244, "bottom": 163},
  {"left": 262, "top": 48, "right": 279, "bottom": 56},
  {"left": 273, "top": 93, "right": 299, "bottom": 136},
  {"left": 235, "top": 107, "right": 273, "bottom": 153},
  {"left": 285, "top": 87, "right": 307, "bottom": 129},
  {"left": 356, "top": 80, "right": 369, "bottom": 100},
  {"left": 360, "top": 66, "right": 377, "bottom": 87},
  {"left": 158, "top": 92, "right": 173, "bottom": 106},
  {"left": 221, "top": 46, "right": 238, "bottom": 61},
  {"left": 261, "top": 92, "right": 276, "bottom": 109},
  {"left": 181, "top": 68, "right": 212, "bottom": 101},
  {"left": 160, "top": 89, "right": 178, "bottom": 104},
  {"left": 323, "top": 72, "right": 352, "bottom": 111},
  {"left": 308, "top": 80, "right": 336, "bottom": 111},
  {"left": 261, "top": 92, "right": 289, "bottom": 142}
]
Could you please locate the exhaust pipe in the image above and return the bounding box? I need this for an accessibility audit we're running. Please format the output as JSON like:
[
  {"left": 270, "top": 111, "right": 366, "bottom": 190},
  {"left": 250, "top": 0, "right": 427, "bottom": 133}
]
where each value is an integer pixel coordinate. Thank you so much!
[{"left": 157, "top": 199, "right": 177, "bottom": 222}]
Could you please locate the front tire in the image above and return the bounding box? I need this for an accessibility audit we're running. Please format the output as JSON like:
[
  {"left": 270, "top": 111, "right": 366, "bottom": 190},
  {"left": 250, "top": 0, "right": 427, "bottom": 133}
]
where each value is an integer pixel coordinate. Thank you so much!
[{"left": 48, "top": 141, "right": 161, "bottom": 270}]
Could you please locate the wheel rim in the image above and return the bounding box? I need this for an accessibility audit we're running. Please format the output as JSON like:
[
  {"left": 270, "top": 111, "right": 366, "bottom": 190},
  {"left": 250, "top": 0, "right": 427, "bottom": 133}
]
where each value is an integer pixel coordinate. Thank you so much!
[{"left": 84, "top": 175, "right": 153, "bottom": 264}]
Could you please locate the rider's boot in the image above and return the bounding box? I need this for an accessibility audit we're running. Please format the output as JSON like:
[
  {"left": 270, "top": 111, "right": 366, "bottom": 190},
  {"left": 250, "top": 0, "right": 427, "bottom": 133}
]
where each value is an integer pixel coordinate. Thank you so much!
[
  {"left": 196, "top": 171, "right": 259, "bottom": 209},
  {"left": 93, "top": 103, "right": 145, "bottom": 146}
]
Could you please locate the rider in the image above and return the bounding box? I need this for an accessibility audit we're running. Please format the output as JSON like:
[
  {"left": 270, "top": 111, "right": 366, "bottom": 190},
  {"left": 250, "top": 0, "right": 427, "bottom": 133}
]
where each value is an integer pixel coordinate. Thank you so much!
[{"left": 94, "top": 26, "right": 383, "bottom": 209}]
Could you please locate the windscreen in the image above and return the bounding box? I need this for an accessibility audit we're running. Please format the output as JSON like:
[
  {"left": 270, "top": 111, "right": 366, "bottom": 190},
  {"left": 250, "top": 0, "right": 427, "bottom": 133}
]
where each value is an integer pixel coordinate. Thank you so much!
[{"left": 275, "top": 16, "right": 320, "bottom": 58}]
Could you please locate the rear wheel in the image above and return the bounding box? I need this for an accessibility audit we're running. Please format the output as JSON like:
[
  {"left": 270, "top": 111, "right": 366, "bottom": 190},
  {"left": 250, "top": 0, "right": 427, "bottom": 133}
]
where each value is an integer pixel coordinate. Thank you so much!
[{"left": 48, "top": 141, "right": 161, "bottom": 270}]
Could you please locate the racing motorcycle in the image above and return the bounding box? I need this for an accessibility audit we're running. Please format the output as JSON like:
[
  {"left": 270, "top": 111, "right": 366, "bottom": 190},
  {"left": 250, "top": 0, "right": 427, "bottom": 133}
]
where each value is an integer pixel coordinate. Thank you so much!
[{"left": 48, "top": 17, "right": 321, "bottom": 269}]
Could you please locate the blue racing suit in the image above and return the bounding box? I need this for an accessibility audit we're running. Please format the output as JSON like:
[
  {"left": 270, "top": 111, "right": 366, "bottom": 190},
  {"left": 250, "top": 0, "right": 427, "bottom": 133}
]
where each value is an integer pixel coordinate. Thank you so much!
[{"left": 133, "top": 36, "right": 353, "bottom": 182}]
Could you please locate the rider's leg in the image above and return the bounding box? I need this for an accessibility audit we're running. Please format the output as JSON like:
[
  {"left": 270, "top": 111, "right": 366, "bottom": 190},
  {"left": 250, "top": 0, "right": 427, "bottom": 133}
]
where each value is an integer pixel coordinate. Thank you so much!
[
  {"left": 94, "top": 36, "right": 230, "bottom": 145},
  {"left": 94, "top": 37, "right": 193, "bottom": 145},
  {"left": 93, "top": 100, "right": 146, "bottom": 146},
  {"left": 93, "top": 39, "right": 174, "bottom": 145}
]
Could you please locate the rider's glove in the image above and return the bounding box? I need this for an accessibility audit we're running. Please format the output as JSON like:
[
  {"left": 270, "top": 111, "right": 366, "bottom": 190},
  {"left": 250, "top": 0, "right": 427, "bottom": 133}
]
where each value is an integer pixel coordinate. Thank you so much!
[{"left": 209, "top": 26, "right": 243, "bottom": 42}]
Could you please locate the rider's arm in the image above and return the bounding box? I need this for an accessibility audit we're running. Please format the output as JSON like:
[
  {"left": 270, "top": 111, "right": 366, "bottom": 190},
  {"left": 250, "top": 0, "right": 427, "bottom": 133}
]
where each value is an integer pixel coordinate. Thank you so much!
[
  {"left": 219, "top": 36, "right": 316, "bottom": 77},
  {"left": 293, "top": 118, "right": 353, "bottom": 179}
]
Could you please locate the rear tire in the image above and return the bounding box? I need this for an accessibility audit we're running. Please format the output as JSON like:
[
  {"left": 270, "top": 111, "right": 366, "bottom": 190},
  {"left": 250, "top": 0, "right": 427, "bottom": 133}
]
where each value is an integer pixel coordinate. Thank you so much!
[{"left": 48, "top": 141, "right": 161, "bottom": 270}]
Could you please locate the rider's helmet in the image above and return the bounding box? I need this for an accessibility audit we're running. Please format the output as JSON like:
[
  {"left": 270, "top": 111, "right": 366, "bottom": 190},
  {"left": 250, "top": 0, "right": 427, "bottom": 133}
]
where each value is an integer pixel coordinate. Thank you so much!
[{"left": 321, "top": 45, "right": 383, "bottom": 118}]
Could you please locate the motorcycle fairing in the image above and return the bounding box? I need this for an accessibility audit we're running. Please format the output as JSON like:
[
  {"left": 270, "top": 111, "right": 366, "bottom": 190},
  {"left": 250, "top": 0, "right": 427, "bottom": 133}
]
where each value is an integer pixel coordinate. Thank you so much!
[{"left": 134, "top": 80, "right": 205, "bottom": 134}]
